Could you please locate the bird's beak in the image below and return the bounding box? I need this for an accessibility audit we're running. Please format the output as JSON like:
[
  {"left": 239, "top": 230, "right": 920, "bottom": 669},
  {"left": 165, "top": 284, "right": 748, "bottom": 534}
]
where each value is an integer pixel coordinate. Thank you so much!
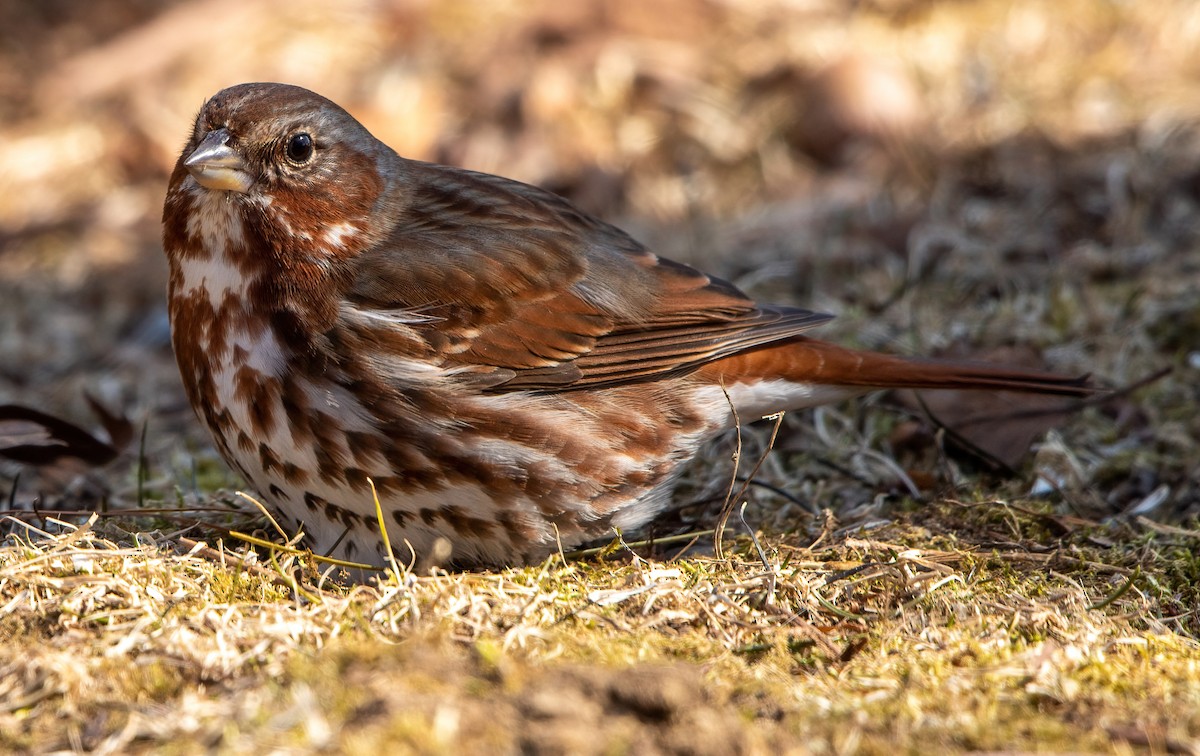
[{"left": 184, "top": 128, "right": 252, "bottom": 193}]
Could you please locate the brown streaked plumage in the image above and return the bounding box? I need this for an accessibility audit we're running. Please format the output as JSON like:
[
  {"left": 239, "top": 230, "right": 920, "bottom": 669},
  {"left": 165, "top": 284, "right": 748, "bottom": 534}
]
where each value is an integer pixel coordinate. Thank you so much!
[{"left": 162, "top": 83, "right": 1091, "bottom": 570}]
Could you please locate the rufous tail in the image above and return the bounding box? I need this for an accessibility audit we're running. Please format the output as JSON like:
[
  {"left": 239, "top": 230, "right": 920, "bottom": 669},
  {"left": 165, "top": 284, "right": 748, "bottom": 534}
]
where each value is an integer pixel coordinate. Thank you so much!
[{"left": 700, "top": 337, "right": 1092, "bottom": 396}]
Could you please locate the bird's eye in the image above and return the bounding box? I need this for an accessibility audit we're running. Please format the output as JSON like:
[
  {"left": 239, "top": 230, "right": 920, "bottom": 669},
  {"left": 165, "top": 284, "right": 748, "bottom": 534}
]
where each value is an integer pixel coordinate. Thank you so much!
[{"left": 285, "top": 132, "right": 314, "bottom": 164}]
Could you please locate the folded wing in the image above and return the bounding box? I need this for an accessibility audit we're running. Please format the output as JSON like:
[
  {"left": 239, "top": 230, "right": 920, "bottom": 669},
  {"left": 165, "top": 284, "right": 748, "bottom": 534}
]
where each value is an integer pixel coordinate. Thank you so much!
[{"left": 347, "top": 160, "right": 832, "bottom": 391}]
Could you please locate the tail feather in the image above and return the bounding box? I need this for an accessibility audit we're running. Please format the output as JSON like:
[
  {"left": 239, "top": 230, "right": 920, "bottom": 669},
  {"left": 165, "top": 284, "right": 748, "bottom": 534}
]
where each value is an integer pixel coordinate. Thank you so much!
[{"left": 699, "top": 337, "right": 1093, "bottom": 398}]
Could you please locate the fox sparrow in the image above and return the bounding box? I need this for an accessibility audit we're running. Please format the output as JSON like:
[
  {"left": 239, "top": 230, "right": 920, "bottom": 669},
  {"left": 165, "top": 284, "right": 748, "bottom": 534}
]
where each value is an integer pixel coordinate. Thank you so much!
[{"left": 163, "top": 83, "right": 1089, "bottom": 569}]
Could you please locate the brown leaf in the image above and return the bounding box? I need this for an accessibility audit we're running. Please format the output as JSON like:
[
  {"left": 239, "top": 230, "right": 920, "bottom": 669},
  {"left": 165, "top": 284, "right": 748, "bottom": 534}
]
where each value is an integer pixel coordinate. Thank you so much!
[
  {"left": 0, "top": 403, "right": 120, "bottom": 467},
  {"left": 893, "top": 346, "right": 1078, "bottom": 471},
  {"left": 84, "top": 392, "right": 135, "bottom": 453}
]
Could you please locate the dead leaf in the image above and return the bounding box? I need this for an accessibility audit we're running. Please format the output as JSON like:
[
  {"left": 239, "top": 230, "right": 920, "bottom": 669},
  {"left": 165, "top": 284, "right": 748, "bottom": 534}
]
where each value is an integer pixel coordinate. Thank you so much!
[
  {"left": 0, "top": 403, "right": 122, "bottom": 466},
  {"left": 893, "top": 345, "right": 1078, "bottom": 471}
]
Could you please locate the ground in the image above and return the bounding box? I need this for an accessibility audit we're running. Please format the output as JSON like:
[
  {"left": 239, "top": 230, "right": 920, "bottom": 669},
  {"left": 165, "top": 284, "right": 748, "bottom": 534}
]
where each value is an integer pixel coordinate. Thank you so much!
[{"left": 1, "top": 1, "right": 1199, "bottom": 753}]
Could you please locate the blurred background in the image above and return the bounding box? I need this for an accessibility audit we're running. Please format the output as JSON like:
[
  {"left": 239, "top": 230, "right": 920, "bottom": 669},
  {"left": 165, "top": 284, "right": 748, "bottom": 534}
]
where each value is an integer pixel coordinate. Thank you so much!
[{"left": 1, "top": 0, "right": 1198, "bottom": 519}]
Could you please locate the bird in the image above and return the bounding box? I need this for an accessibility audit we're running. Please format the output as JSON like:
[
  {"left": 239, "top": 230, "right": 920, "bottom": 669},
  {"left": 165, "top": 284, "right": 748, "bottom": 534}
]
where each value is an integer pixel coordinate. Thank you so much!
[{"left": 162, "top": 82, "right": 1090, "bottom": 570}]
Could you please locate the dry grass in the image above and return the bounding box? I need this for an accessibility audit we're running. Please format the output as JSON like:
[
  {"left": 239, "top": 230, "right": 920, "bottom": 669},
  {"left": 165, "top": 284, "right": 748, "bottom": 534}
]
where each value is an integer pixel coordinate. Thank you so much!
[
  {"left": 2, "top": 0, "right": 1200, "bottom": 753},
  {"left": 3, "top": 502, "right": 1200, "bottom": 753}
]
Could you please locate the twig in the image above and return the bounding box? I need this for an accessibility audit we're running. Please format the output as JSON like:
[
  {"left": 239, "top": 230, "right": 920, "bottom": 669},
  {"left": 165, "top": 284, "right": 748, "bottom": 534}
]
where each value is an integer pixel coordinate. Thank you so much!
[
  {"left": 370, "top": 477, "right": 405, "bottom": 582},
  {"left": 714, "top": 380, "right": 743, "bottom": 559},
  {"left": 1088, "top": 566, "right": 1140, "bottom": 611},
  {"left": 717, "top": 410, "right": 786, "bottom": 559},
  {"left": 738, "top": 501, "right": 777, "bottom": 604},
  {"left": 235, "top": 491, "right": 289, "bottom": 542}
]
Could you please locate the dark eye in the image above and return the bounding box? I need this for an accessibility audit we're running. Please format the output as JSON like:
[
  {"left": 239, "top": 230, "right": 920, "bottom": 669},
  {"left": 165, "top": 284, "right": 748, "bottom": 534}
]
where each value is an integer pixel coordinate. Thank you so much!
[{"left": 285, "top": 132, "right": 314, "bottom": 164}]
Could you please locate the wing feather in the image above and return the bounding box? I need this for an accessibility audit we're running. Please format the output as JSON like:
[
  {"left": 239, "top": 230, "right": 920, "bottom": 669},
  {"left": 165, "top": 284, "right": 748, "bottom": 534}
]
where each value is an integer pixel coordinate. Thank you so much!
[{"left": 347, "top": 159, "right": 831, "bottom": 392}]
